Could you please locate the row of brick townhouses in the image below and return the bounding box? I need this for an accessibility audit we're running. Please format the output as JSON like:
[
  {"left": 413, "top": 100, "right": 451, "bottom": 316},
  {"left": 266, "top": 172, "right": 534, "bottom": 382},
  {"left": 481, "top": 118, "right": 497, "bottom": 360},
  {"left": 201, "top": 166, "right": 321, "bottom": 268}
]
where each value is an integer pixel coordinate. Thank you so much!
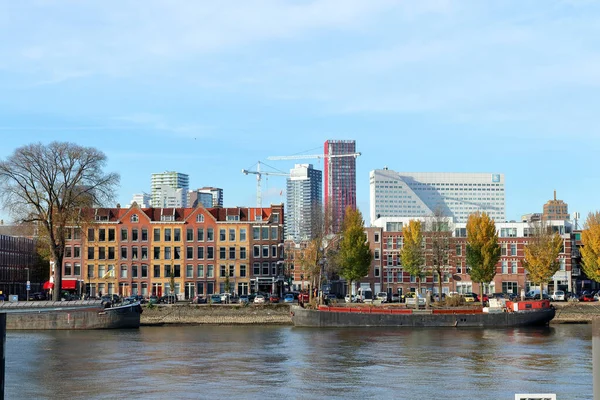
[
  {"left": 358, "top": 218, "right": 578, "bottom": 298},
  {"left": 59, "top": 203, "right": 285, "bottom": 300}
]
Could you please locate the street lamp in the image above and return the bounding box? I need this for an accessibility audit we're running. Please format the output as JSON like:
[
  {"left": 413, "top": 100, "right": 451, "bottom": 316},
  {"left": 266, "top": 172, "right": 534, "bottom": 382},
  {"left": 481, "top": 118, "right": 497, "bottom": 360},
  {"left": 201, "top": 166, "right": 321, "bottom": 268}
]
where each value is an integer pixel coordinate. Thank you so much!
[{"left": 25, "top": 267, "right": 30, "bottom": 302}]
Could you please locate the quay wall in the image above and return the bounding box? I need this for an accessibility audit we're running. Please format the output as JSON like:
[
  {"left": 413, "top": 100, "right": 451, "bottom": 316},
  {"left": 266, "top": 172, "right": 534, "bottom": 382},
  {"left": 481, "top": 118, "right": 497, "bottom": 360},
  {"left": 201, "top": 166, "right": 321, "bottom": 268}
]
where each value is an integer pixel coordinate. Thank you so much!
[
  {"left": 141, "top": 302, "right": 599, "bottom": 325},
  {"left": 141, "top": 304, "right": 293, "bottom": 325}
]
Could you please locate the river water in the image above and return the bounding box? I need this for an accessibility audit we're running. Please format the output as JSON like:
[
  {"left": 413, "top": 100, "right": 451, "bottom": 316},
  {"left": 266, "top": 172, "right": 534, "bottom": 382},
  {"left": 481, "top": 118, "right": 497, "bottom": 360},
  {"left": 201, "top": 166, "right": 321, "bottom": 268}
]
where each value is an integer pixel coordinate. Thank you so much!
[{"left": 5, "top": 324, "right": 592, "bottom": 399}]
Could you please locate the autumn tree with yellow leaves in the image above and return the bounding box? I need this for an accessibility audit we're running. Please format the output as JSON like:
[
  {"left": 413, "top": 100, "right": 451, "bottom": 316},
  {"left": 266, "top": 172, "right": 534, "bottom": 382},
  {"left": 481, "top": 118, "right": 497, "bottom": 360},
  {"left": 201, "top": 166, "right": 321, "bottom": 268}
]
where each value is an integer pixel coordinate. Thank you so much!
[
  {"left": 580, "top": 211, "right": 600, "bottom": 283},
  {"left": 466, "top": 212, "right": 501, "bottom": 304},
  {"left": 522, "top": 220, "right": 563, "bottom": 296},
  {"left": 400, "top": 219, "right": 426, "bottom": 295}
]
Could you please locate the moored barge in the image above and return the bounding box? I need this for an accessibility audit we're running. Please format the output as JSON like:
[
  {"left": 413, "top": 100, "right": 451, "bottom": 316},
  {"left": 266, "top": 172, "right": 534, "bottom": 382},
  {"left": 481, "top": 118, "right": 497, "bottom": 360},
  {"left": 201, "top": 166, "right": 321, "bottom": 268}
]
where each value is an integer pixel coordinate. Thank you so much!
[{"left": 291, "top": 299, "right": 555, "bottom": 328}]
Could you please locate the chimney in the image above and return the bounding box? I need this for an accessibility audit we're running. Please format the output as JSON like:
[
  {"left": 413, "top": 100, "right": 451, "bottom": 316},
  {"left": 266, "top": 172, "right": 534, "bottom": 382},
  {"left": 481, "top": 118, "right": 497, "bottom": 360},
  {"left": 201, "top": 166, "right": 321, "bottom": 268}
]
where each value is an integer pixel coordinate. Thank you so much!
[
  {"left": 116, "top": 203, "right": 121, "bottom": 208},
  {"left": 554, "top": 190, "right": 556, "bottom": 201}
]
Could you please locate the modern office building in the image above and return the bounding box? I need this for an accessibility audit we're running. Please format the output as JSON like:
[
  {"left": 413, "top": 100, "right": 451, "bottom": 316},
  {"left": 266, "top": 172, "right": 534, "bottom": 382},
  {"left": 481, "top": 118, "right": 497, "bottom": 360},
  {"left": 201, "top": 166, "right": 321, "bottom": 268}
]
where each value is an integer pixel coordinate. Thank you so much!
[
  {"left": 197, "top": 187, "right": 223, "bottom": 208},
  {"left": 188, "top": 190, "right": 214, "bottom": 208},
  {"left": 285, "top": 164, "right": 322, "bottom": 242},
  {"left": 369, "top": 168, "right": 505, "bottom": 224},
  {"left": 150, "top": 171, "right": 189, "bottom": 208},
  {"left": 324, "top": 140, "right": 357, "bottom": 233},
  {"left": 130, "top": 193, "right": 151, "bottom": 208}
]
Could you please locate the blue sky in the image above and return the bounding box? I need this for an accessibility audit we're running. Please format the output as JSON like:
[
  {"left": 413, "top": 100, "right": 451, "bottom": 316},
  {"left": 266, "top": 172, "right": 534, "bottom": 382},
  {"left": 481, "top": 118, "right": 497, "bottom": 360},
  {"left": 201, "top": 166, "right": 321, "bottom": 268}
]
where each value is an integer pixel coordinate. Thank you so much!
[{"left": 0, "top": 0, "right": 599, "bottom": 225}]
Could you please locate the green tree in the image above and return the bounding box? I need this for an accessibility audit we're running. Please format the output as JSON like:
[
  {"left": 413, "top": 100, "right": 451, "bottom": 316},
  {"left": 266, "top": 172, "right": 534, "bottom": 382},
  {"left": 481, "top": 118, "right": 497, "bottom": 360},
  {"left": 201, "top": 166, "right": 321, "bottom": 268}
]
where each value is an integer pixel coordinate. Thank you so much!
[
  {"left": 522, "top": 220, "right": 563, "bottom": 297},
  {"left": 400, "top": 219, "right": 425, "bottom": 297},
  {"left": 337, "top": 207, "right": 372, "bottom": 298},
  {"left": 0, "top": 142, "right": 119, "bottom": 301},
  {"left": 581, "top": 211, "right": 600, "bottom": 282}
]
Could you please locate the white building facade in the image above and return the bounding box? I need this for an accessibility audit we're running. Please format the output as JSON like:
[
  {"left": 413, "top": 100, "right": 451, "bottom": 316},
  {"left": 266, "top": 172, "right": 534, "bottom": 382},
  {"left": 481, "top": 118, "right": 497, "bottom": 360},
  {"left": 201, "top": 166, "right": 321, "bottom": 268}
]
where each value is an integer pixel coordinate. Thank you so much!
[
  {"left": 130, "top": 193, "right": 151, "bottom": 208},
  {"left": 369, "top": 168, "right": 505, "bottom": 225},
  {"left": 285, "top": 164, "right": 322, "bottom": 242},
  {"left": 151, "top": 171, "right": 189, "bottom": 208}
]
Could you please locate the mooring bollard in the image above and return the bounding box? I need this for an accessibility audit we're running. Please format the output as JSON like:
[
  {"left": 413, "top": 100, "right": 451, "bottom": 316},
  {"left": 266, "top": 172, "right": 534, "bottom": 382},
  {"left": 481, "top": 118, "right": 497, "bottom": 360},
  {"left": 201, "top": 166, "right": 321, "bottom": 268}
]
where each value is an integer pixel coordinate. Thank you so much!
[{"left": 594, "top": 317, "right": 599, "bottom": 400}]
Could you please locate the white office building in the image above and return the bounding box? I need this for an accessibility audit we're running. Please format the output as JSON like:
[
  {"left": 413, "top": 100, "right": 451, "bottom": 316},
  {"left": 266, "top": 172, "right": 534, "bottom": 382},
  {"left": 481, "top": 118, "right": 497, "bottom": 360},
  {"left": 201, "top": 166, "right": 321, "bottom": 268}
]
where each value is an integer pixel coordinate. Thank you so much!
[
  {"left": 285, "top": 164, "right": 322, "bottom": 242},
  {"left": 130, "top": 193, "right": 151, "bottom": 208},
  {"left": 151, "top": 171, "right": 189, "bottom": 208},
  {"left": 369, "top": 168, "right": 505, "bottom": 224}
]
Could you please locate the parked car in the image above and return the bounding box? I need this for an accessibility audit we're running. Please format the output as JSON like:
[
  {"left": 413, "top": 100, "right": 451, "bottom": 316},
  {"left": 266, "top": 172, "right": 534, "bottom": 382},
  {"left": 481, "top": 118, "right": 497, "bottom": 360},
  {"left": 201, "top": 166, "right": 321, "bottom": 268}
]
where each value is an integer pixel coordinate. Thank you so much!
[
  {"left": 551, "top": 290, "right": 566, "bottom": 302},
  {"left": 238, "top": 295, "right": 250, "bottom": 304},
  {"left": 283, "top": 293, "right": 295, "bottom": 303},
  {"left": 254, "top": 294, "right": 266, "bottom": 304},
  {"left": 463, "top": 293, "right": 479, "bottom": 303},
  {"left": 148, "top": 295, "right": 159, "bottom": 304},
  {"left": 298, "top": 292, "right": 310, "bottom": 303},
  {"left": 376, "top": 292, "right": 388, "bottom": 303},
  {"left": 159, "top": 294, "right": 177, "bottom": 304},
  {"left": 269, "top": 295, "right": 280, "bottom": 303},
  {"left": 405, "top": 294, "right": 426, "bottom": 306},
  {"left": 30, "top": 292, "right": 47, "bottom": 301},
  {"left": 191, "top": 295, "right": 207, "bottom": 304},
  {"left": 210, "top": 294, "right": 222, "bottom": 304},
  {"left": 326, "top": 294, "right": 337, "bottom": 303},
  {"left": 579, "top": 293, "right": 596, "bottom": 302},
  {"left": 391, "top": 294, "right": 400, "bottom": 303},
  {"left": 345, "top": 294, "right": 357, "bottom": 303}
]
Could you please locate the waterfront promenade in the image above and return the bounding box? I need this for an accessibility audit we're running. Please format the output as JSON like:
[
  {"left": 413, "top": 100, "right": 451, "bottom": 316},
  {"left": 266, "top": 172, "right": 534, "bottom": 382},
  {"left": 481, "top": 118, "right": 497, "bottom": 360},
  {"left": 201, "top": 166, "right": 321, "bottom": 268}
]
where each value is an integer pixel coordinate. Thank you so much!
[{"left": 140, "top": 302, "right": 599, "bottom": 325}]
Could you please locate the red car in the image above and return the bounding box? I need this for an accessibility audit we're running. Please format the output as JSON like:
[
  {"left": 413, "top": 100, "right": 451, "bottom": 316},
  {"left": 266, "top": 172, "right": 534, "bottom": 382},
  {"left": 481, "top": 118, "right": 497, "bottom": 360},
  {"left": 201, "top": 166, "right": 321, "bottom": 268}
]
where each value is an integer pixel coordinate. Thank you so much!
[
  {"left": 269, "top": 295, "right": 280, "bottom": 303},
  {"left": 579, "top": 293, "right": 596, "bottom": 302}
]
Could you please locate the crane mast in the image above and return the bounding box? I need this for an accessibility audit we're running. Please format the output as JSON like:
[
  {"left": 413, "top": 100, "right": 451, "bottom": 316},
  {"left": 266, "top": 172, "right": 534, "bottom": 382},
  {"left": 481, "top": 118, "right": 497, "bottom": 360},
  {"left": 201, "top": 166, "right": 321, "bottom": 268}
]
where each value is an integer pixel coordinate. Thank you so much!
[{"left": 241, "top": 161, "right": 288, "bottom": 208}]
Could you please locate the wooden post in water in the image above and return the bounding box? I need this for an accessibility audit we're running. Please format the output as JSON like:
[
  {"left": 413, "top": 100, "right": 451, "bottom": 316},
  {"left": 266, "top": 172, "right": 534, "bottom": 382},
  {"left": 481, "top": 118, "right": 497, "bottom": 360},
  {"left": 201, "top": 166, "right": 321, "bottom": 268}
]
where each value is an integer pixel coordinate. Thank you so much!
[
  {"left": 0, "top": 313, "right": 5, "bottom": 400},
  {"left": 594, "top": 317, "right": 600, "bottom": 400}
]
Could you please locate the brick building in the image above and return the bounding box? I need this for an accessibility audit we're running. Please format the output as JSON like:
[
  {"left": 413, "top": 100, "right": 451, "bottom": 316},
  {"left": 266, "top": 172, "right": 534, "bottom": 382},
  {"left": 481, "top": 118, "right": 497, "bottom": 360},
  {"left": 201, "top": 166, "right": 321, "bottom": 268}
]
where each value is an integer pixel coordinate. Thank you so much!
[
  {"left": 60, "top": 203, "right": 284, "bottom": 300},
  {"left": 357, "top": 218, "right": 575, "bottom": 298}
]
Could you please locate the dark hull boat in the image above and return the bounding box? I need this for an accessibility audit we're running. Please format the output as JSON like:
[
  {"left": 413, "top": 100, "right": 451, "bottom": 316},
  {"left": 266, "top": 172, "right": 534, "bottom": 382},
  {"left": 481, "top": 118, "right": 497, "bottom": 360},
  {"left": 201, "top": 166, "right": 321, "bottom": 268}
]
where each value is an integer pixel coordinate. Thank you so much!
[
  {"left": 291, "top": 300, "right": 555, "bottom": 328},
  {"left": 0, "top": 300, "right": 142, "bottom": 330}
]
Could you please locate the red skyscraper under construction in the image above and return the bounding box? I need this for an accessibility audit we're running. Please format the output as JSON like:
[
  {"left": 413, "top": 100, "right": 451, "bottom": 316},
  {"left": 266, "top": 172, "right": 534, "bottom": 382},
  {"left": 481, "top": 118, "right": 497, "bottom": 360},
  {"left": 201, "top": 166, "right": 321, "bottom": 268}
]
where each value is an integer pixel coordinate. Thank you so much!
[{"left": 324, "top": 140, "right": 357, "bottom": 233}]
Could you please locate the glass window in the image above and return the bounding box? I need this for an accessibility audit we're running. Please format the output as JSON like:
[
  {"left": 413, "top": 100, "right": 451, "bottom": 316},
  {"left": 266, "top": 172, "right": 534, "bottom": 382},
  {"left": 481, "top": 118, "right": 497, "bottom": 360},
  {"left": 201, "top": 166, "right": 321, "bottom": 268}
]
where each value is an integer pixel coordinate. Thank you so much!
[
  {"left": 196, "top": 214, "right": 204, "bottom": 223},
  {"left": 174, "top": 247, "right": 181, "bottom": 260},
  {"left": 88, "top": 247, "right": 94, "bottom": 260},
  {"left": 262, "top": 246, "right": 269, "bottom": 258},
  {"left": 74, "top": 246, "right": 80, "bottom": 258},
  {"left": 142, "top": 229, "right": 148, "bottom": 241},
  {"left": 153, "top": 247, "right": 160, "bottom": 260},
  {"left": 87, "top": 228, "right": 95, "bottom": 241},
  {"left": 271, "top": 245, "right": 277, "bottom": 258},
  {"left": 197, "top": 228, "right": 204, "bottom": 241},
  {"left": 186, "top": 264, "right": 193, "bottom": 278},
  {"left": 108, "top": 229, "right": 115, "bottom": 242},
  {"left": 108, "top": 247, "right": 115, "bottom": 260},
  {"left": 240, "top": 264, "right": 246, "bottom": 278},
  {"left": 165, "top": 247, "right": 172, "bottom": 260},
  {"left": 131, "top": 214, "right": 139, "bottom": 223},
  {"left": 121, "top": 228, "right": 128, "bottom": 241},
  {"left": 253, "top": 263, "right": 260, "bottom": 275},
  {"left": 153, "top": 265, "right": 160, "bottom": 278},
  {"left": 121, "top": 247, "right": 128, "bottom": 259},
  {"left": 261, "top": 227, "right": 269, "bottom": 240},
  {"left": 65, "top": 247, "right": 72, "bottom": 258},
  {"left": 271, "top": 227, "right": 278, "bottom": 240},
  {"left": 207, "top": 247, "right": 214, "bottom": 259},
  {"left": 99, "top": 229, "right": 106, "bottom": 242},
  {"left": 141, "top": 247, "right": 148, "bottom": 260},
  {"left": 229, "top": 247, "right": 236, "bottom": 259},
  {"left": 253, "top": 227, "right": 260, "bottom": 240},
  {"left": 187, "top": 229, "right": 194, "bottom": 241},
  {"left": 141, "top": 265, "right": 148, "bottom": 278},
  {"left": 164, "top": 229, "right": 172, "bottom": 241},
  {"left": 174, "top": 229, "right": 181, "bottom": 241},
  {"left": 253, "top": 245, "right": 260, "bottom": 257},
  {"left": 207, "top": 228, "right": 214, "bottom": 241},
  {"left": 131, "top": 247, "right": 138, "bottom": 260},
  {"left": 240, "top": 229, "right": 247, "bottom": 242},
  {"left": 187, "top": 246, "right": 193, "bottom": 259},
  {"left": 197, "top": 264, "right": 204, "bottom": 278},
  {"left": 120, "top": 264, "right": 128, "bottom": 278},
  {"left": 99, "top": 247, "right": 106, "bottom": 260},
  {"left": 153, "top": 229, "right": 160, "bottom": 241},
  {"left": 219, "top": 247, "right": 226, "bottom": 259},
  {"left": 197, "top": 246, "right": 204, "bottom": 259},
  {"left": 207, "top": 265, "right": 214, "bottom": 278},
  {"left": 220, "top": 229, "right": 226, "bottom": 241},
  {"left": 229, "top": 229, "right": 236, "bottom": 241},
  {"left": 240, "top": 247, "right": 246, "bottom": 259},
  {"left": 132, "top": 229, "right": 139, "bottom": 241}
]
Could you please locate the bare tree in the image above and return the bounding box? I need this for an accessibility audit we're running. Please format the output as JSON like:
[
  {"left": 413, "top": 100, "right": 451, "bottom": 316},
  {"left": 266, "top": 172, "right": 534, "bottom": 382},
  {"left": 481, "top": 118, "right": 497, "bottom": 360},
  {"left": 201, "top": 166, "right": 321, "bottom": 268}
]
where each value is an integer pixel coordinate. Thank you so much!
[
  {"left": 0, "top": 142, "right": 119, "bottom": 301},
  {"left": 425, "top": 208, "right": 454, "bottom": 302}
]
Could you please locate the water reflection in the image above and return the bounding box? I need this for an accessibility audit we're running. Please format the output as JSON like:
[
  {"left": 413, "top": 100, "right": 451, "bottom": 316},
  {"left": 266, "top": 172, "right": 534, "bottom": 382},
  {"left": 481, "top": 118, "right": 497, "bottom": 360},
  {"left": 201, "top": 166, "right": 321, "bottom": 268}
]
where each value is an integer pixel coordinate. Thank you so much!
[{"left": 5, "top": 325, "right": 593, "bottom": 400}]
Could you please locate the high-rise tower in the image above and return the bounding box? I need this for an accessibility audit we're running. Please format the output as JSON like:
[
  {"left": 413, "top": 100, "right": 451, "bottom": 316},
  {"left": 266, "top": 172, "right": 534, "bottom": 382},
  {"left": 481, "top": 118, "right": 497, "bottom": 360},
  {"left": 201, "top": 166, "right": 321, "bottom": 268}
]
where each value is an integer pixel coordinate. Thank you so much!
[
  {"left": 150, "top": 171, "right": 189, "bottom": 208},
  {"left": 324, "top": 140, "right": 357, "bottom": 233},
  {"left": 285, "top": 164, "right": 322, "bottom": 242}
]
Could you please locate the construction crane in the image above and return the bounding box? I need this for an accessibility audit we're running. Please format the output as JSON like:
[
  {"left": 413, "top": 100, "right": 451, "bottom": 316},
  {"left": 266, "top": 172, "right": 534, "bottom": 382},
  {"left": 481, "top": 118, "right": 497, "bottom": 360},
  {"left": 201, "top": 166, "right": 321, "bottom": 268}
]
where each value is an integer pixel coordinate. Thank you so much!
[
  {"left": 267, "top": 152, "right": 361, "bottom": 161},
  {"left": 242, "top": 161, "right": 289, "bottom": 208}
]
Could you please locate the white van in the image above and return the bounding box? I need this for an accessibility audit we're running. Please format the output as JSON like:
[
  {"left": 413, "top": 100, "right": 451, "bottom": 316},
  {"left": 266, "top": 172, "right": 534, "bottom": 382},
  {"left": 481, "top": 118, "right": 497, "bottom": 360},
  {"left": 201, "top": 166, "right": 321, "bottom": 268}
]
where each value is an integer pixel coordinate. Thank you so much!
[
  {"left": 357, "top": 287, "right": 373, "bottom": 303},
  {"left": 525, "top": 289, "right": 548, "bottom": 299}
]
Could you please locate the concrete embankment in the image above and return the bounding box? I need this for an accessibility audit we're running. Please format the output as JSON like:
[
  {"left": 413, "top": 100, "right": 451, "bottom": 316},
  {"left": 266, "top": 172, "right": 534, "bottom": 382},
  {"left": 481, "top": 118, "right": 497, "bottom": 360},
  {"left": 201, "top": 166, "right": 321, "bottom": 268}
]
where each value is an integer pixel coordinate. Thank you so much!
[
  {"left": 141, "top": 304, "right": 293, "bottom": 325},
  {"left": 141, "top": 302, "right": 599, "bottom": 326},
  {"left": 552, "top": 302, "right": 600, "bottom": 324}
]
